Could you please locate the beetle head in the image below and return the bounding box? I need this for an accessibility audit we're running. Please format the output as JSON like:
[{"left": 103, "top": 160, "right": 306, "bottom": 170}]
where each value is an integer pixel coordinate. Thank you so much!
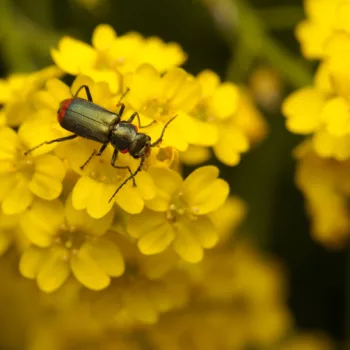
[{"left": 129, "top": 133, "right": 151, "bottom": 159}]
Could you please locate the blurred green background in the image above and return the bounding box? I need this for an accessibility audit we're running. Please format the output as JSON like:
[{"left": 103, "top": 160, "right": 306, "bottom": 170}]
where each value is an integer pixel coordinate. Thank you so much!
[{"left": 0, "top": 0, "right": 345, "bottom": 345}]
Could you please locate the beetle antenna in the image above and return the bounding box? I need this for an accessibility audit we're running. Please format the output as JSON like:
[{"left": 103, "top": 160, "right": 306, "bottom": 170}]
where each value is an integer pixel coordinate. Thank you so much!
[
  {"left": 151, "top": 115, "right": 177, "bottom": 147},
  {"left": 117, "top": 87, "right": 130, "bottom": 106},
  {"left": 108, "top": 155, "right": 145, "bottom": 203}
]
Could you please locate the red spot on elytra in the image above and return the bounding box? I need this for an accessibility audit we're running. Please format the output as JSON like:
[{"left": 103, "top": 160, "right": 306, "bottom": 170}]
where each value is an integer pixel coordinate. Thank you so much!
[
  {"left": 120, "top": 149, "right": 129, "bottom": 154},
  {"left": 58, "top": 99, "right": 73, "bottom": 123}
]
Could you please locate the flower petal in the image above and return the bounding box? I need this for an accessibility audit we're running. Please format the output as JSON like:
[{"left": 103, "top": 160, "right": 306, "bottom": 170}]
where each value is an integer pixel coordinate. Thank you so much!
[
  {"left": 92, "top": 24, "right": 117, "bottom": 51},
  {"left": 124, "top": 288, "right": 158, "bottom": 324},
  {"left": 20, "top": 199, "right": 64, "bottom": 247},
  {"left": 282, "top": 87, "right": 324, "bottom": 134},
  {"left": 173, "top": 220, "right": 203, "bottom": 263},
  {"left": 138, "top": 221, "right": 174, "bottom": 255},
  {"left": 189, "top": 179, "right": 229, "bottom": 215},
  {"left": 209, "top": 83, "right": 239, "bottom": 119},
  {"left": 51, "top": 37, "right": 97, "bottom": 75},
  {"left": 189, "top": 216, "right": 218, "bottom": 248},
  {"left": 29, "top": 154, "right": 66, "bottom": 200},
  {"left": 115, "top": 183, "right": 144, "bottom": 214},
  {"left": 85, "top": 237, "right": 124, "bottom": 277},
  {"left": 71, "top": 245, "right": 110, "bottom": 290},
  {"left": 65, "top": 195, "right": 113, "bottom": 236},
  {"left": 213, "top": 127, "right": 249, "bottom": 166},
  {"left": 128, "top": 209, "right": 167, "bottom": 239},
  {"left": 72, "top": 177, "right": 115, "bottom": 219},
  {"left": 134, "top": 171, "right": 156, "bottom": 200},
  {"left": 37, "top": 246, "right": 70, "bottom": 293},
  {"left": 145, "top": 167, "right": 182, "bottom": 212},
  {"left": 182, "top": 165, "right": 218, "bottom": 198},
  {"left": 19, "top": 246, "right": 48, "bottom": 279},
  {"left": 2, "top": 175, "right": 33, "bottom": 215}
]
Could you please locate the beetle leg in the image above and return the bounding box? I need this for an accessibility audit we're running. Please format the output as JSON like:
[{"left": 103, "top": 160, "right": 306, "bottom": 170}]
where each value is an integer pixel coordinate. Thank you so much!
[
  {"left": 111, "top": 149, "right": 136, "bottom": 186},
  {"left": 151, "top": 115, "right": 177, "bottom": 147},
  {"left": 109, "top": 155, "right": 145, "bottom": 203},
  {"left": 74, "top": 85, "right": 93, "bottom": 102},
  {"left": 24, "top": 134, "right": 78, "bottom": 155},
  {"left": 126, "top": 112, "right": 156, "bottom": 129},
  {"left": 115, "top": 89, "right": 131, "bottom": 120},
  {"left": 116, "top": 103, "right": 125, "bottom": 119},
  {"left": 80, "top": 143, "right": 108, "bottom": 170}
]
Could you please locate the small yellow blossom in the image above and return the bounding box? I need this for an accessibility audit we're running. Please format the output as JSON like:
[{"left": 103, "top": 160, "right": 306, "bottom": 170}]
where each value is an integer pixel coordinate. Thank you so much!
[
  {"left": 51, "top": 24, "right": 186, "bottom": 92},
  {"left": 124, "top": 64, "right": 201, "bottom": 151},
  {"left": 19, "top": 198, "right": 124, "bottom": 292},
  {"left": 0, "top": 127, "right": 66, "bottom": 215},
  {"left": 89, "top": 272, "right": 189, "bottom": 327},
  {"left": 146, "top": 243, "right": 291, "bottom": 350},
  {"left": 186, "top": 70, "right": 266, "bottom": 166},
  {"left": 295, "top": 0, "right": 342, "bottom": 59},
  {"left": 57, "top": 137, "right": 156, "bottom": 218},
  {"left": 295, "top": 144, "right": 350, "bottom": 248},
  {"left": 0, "top": 66, "right": 61, "bottom": 126},
  {"left": 282, "top": 87, "right": 325, "bottom": 134},
  {"left": 128, "top": 166, "right": 229, "bottom": 262},
  {"left": 209, "top": 195, "right": 247, "bottom": 244}
]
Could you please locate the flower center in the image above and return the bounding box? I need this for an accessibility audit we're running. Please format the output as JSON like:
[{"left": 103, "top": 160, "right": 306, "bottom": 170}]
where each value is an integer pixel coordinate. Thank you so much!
[
  {"left": 141, "top": 98, "right": 175, "bottom": 121},
  {"left": 192, "top": 101, "right": 215, "bottom": 122},
  {"left": 15, "top": 152, "right": 35, "bottom": 179},
  {"left": 166, "top": 192, "right": 194, "bottom": 222},
  {"left": 55, "top": 224, "right": 88, "bottom": 256},
  {"left": 88, "top": 157, "right": 131, "bottom": 185}
]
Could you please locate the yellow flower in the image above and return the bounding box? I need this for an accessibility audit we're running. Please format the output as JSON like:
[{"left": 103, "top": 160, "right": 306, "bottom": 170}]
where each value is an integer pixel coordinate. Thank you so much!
[
  {"left": 124, "top": 63, "right": 201, "bottom": 151},
  {"left": 208, "top": 196, "right": 247, "bottom": 244},
  {"left": 19, "top": 75, "right": 159, "bottom": 218},
  {"left": 88, "top": 272, "right": 189, "bottom": 327},
  {"left": 284, "top": 87, "right": 350, "bottom": 160},
  {"left": 51, "top": 24, "right": 186, "bottom": 92},
  {"left": 185, "top": 70, "right": 266, "bottom": 166},
  {"left": 0, "top": 127, "right": 66, "bottom": 215},
  {"left": 128, "top": 166, "right": 229, "bottom": 262},
  {"left": 324, "top": 31, "right": 350, "bottom": 98},
  {"left": 19, "top": 198, "right": 124, "bottom": 292},
  {"left": 282, "top": 87, "right": 325, "bottom": 135},
  {"left": 295, "top": 0, "right": 342, "bottom": 59},
  {"left": 295, "top": 143, "right": 350, "bottom": 248},
  {"left": 57, "top": 137, "right": 156, "bottom": 218},
  {"left": 180, "top": 145, "right": 211, "bottom": 166},
  {"left": 147, "top": 243, "right": 291, "bottom": 350},
  {"left": 0, "top": 66, "right": 61, "bottom": 126}
]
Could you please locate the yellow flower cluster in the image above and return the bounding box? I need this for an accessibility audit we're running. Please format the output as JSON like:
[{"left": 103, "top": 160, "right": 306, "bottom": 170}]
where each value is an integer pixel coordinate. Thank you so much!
[
  {"left": 283, "top": 0, "right": 350, "bottom": 247},
  {"left": 0, "top": 23, "right": 329, "bottom": 349}
]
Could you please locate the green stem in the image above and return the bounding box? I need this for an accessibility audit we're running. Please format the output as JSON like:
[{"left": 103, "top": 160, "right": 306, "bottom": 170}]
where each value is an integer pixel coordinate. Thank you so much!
[
  {"left": 257, "top": 6, "right": 305, "bottom": 30},
  {"left": 0, "top": 0, "right": 35, "bottom": 72},
  {"left": 17, "top": 13, "right": 61, "bottom": 58},
  {"left": 202, "top": 0, "right": 313, "bottom": 89}
]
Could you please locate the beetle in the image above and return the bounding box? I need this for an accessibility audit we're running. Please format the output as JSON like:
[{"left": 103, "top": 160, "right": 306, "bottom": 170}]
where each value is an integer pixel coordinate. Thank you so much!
[{"left": 24, "top": 85, "right": 176, "bottom": 202}]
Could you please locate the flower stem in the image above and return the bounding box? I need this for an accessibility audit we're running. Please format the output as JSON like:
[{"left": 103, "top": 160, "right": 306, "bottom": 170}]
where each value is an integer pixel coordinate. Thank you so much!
[
  {"left": 0, "top": 0, "right": 35, "bottom": 72},
  {"left": 201, "top": 0, "right": 313, "bottom": 88}
]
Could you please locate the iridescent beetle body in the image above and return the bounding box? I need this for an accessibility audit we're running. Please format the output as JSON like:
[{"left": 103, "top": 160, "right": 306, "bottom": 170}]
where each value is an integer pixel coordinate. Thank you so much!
[
  {"left": 25, "top": 85, "right": 176, "bottom": 202},
  {"left": 58, "top": 98, "right": 119, "bottom": 144}
]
